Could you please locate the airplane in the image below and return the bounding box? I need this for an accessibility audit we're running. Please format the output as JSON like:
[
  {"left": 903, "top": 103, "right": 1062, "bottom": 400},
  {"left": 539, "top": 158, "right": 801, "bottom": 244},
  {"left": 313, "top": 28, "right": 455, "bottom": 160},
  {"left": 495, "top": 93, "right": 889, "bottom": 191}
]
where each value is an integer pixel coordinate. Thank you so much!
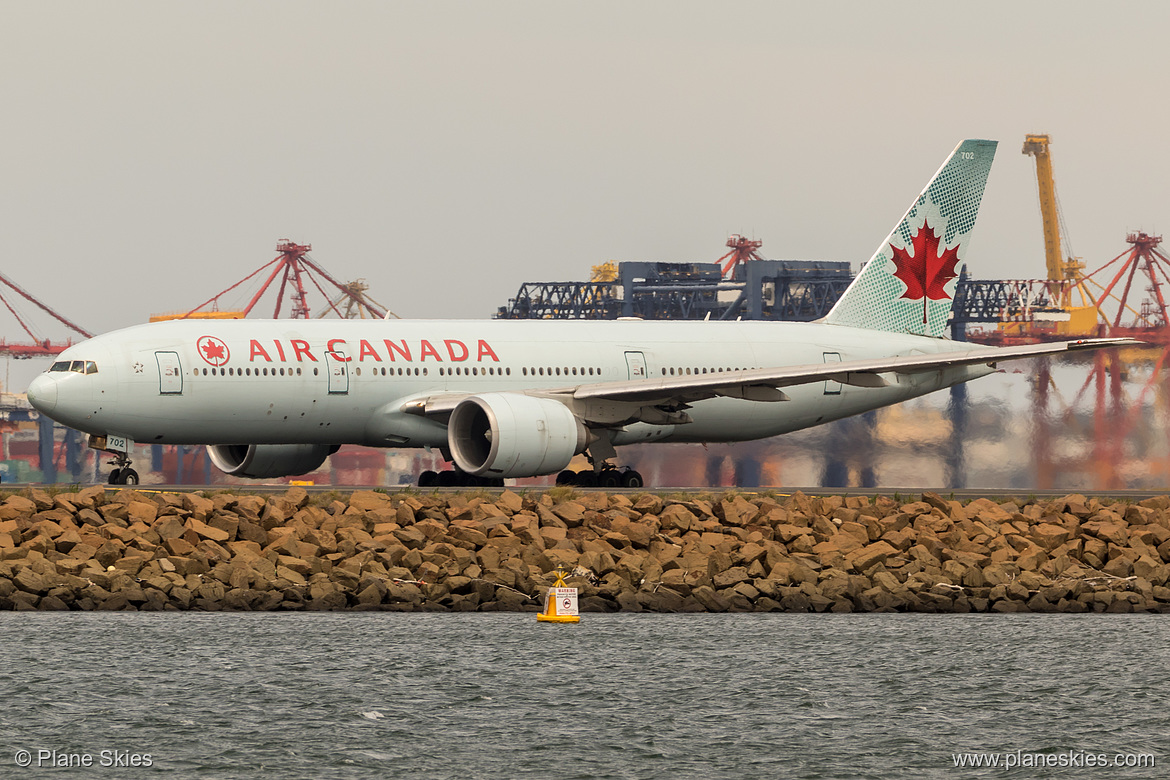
[{"left": 26, "top": 139, "right": 1136, "bottom": 488}]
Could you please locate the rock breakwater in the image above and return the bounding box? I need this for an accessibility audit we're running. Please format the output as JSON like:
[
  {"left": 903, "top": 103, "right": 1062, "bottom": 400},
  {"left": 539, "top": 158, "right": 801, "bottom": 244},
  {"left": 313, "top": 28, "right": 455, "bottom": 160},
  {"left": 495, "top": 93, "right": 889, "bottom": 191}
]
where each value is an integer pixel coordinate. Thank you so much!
[{"left": 2, "top": 487, "right": 1170, "bottom": 613}]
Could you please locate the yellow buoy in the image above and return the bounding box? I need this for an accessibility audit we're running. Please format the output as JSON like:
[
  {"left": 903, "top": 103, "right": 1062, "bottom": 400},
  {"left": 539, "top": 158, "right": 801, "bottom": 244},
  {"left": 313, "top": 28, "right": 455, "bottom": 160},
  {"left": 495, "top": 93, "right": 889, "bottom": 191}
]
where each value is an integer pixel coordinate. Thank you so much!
[{"left": 537, "top": 566, "right": 580, "bottom": 624}]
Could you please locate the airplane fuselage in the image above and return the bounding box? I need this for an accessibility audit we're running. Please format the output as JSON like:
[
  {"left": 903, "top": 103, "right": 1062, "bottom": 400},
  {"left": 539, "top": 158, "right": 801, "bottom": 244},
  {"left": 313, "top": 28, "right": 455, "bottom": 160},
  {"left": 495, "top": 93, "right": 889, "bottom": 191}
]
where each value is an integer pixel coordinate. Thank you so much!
[{"left": 29, "top": 317, "right": 993, "bottom": 450}]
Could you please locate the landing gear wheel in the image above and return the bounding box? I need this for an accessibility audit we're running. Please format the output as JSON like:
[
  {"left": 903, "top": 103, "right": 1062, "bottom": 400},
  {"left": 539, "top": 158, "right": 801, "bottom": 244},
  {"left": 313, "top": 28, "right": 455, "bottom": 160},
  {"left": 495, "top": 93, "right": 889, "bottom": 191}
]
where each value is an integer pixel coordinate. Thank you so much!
[
  {"left": 108, "top": 468, "right": 122, "bottom": 485},
  {"left": 575, "top": 470, "right": 597, "bottom": 488},
  {"left": 120, "top": 469, "right": 139, "bottom": 485},
  {"left": 621, "top": 470, "right": 644, "bottom": 488},
  {"left": 418, "top": 470, "right": 438, "bottom": 488},
  {"left": 597, "top": 469, "right": 622, "bottom": 489},
  {"left": 556, "top": 470, "right": 577, "bottom": 486}
]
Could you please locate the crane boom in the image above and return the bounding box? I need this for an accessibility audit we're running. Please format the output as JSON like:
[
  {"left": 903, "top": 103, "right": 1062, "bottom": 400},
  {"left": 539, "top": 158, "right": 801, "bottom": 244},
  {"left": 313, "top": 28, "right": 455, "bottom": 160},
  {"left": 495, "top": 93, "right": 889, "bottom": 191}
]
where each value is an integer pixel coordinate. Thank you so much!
[{"left": 1022, "top": 134, "right": 1066, "bottom": 283}]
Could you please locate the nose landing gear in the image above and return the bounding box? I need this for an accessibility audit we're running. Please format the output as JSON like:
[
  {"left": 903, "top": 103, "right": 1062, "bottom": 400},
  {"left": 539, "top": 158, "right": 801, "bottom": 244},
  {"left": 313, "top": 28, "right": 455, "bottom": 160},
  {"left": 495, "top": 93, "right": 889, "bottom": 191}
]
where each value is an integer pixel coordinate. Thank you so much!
[{"left": 107, "top": 455, "right": 139, "bottom": 485}]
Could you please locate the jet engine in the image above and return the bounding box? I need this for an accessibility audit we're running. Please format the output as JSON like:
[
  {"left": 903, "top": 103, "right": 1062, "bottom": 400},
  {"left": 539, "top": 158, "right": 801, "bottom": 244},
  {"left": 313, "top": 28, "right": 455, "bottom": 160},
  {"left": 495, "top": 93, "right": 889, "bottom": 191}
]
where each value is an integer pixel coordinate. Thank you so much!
[
  {"left": 448, "top": 393, "right": 587, "bottom": 478},
  {"left": 207, "top": 444, "right": 337, "bottom": 479}
]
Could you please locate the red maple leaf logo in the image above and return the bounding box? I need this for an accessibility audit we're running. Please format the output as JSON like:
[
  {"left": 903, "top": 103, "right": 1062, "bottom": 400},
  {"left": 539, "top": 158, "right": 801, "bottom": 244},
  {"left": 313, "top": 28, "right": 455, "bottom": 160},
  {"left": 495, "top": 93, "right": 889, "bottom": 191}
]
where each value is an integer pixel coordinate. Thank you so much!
[
  {"left": 889, "top": 220, "right": 962, "bottom": 323},
  {"left": 198, "top": 336, "right": 230, "bottom": 366}
]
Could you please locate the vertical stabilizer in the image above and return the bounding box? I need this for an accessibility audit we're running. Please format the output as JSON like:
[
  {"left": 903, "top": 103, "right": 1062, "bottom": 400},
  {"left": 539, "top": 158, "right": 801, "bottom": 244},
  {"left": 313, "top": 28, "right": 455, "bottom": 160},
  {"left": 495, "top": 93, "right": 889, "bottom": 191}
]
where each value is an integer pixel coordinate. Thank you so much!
[{"left": 824, "top": 139, "right": 997, "bottom": 337}]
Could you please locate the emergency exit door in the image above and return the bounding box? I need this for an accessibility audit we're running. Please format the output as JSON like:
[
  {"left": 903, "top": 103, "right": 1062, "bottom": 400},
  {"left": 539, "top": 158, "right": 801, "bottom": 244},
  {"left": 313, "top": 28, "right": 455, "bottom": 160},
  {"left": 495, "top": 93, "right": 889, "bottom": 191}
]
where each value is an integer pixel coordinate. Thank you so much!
[
  {"left": 624, "top": 351, "right": 647, "bottom": 380},
  {"left": 156, "top": 351, "right": 183, "bottom": 395},
  {"left": 326, "top": 349, "right": 350, "bottom": 394}
]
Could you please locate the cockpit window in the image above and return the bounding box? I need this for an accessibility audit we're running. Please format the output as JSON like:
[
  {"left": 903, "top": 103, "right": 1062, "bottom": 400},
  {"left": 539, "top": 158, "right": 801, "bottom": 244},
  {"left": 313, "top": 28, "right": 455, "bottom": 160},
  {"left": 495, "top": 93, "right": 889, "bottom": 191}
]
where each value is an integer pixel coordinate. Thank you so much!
[{"left": 48, "top": 360, "right": 98, "bottom": 374}]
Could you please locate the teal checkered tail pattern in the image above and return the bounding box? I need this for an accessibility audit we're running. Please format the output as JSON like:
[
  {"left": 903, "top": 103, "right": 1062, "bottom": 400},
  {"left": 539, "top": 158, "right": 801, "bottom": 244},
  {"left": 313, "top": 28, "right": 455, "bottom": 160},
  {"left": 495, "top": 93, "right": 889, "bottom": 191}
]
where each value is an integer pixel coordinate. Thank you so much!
[{"left": 824, "top": 139, "right": 997, "bottom": 338}]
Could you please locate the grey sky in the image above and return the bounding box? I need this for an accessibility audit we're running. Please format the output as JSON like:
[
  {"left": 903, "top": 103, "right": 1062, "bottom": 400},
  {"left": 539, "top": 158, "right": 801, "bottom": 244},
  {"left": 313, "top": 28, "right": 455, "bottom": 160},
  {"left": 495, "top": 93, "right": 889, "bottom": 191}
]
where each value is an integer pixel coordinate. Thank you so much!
[{"left": 3, "top": 0, "right": 1168, "bottom": 371}]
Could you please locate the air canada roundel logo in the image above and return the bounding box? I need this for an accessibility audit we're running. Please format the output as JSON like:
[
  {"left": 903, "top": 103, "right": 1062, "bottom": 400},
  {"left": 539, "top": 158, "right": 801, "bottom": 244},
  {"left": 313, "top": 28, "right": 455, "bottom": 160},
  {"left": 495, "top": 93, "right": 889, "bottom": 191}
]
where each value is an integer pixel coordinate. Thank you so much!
[{"left": 197, "top": 335, "right": 230, "bottom": 367}]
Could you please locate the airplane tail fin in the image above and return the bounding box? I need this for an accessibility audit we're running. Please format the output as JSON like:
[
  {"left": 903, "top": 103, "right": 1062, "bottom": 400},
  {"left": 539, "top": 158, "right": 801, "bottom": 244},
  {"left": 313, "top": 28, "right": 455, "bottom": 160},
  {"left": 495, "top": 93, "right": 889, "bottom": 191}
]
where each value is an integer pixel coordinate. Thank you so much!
[{"left": 823, "top": 139, "right": 997, "bottom": 337}]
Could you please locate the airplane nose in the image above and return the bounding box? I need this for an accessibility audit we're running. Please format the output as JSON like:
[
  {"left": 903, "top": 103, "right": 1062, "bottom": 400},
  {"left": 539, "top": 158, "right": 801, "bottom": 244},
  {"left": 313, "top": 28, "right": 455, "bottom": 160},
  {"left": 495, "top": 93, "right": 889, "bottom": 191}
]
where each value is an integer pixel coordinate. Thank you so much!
[{"left": 26, "top": 374, "right": 58, "bottom": 414}]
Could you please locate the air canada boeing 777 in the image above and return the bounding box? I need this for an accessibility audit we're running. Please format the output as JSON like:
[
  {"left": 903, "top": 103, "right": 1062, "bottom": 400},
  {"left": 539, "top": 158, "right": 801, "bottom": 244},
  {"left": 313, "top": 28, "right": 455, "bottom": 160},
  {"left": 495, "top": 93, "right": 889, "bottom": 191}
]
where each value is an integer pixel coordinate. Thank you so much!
[{"left": 27, "top": 140, "right": 1134, "bottom": 487}]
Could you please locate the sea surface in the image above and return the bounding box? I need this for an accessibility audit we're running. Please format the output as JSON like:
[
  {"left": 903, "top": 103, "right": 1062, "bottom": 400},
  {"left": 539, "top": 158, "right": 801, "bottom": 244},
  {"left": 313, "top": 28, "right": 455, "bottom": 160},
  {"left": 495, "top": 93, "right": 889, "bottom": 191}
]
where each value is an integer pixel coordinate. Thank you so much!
[{"left": 0, "top": 612, "right": 1166, "bottom": 779}]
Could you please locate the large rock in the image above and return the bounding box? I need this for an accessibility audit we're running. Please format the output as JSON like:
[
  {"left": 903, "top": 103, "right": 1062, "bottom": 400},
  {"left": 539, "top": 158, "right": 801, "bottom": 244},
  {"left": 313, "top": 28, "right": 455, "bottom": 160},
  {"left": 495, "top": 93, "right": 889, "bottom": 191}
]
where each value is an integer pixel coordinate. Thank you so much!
[
  {"left": 185, "top": 517, "right": 230, "bottom": 543},
  {"left": 658, "top": 504, "right": 696, "bottom": 533},
  {"left": 717, "top": 496, "right": 758, "bottom": 527},
  {"left": 847, "top": 541, "right": 898, "bottom": 573},
  {"left": 1081, "top": 519, "right": 1129, "bottom": 547}
]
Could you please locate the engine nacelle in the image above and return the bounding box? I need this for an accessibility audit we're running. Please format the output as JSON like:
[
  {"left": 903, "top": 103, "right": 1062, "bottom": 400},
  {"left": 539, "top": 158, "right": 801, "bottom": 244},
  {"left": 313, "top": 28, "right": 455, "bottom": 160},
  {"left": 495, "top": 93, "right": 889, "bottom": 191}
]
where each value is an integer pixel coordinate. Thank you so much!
[
  {"left": 207, "top": 444, "right": 336, "bottom": 479},
  {"left": 448, "top": 393, "right": 587, "bottom": 478}
]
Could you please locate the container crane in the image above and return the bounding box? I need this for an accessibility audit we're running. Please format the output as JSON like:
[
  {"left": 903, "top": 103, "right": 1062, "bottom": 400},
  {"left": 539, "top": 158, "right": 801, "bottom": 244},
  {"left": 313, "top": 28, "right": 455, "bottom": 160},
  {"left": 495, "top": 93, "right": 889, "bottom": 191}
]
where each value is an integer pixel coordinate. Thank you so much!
[
  {"left": 718, "top": 234, "right": 766, "bottom": 281},
  {"left": 151, "top": 240, "right": 391, "bottom": 322},
  {"left": 0, "top": 270, "right": 92, "bottom": 358},
  {"left": 1020, "top": 134, "right": 1098, "bottom": 334}
]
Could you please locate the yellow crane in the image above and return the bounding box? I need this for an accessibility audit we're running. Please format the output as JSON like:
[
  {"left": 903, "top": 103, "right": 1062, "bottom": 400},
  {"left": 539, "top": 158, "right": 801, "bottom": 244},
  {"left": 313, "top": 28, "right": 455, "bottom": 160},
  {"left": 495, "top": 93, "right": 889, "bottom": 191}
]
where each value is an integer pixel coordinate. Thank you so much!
[
  {"left": 1021, "top": 133, "right": 1098, "bottom": 334},
  {"left": 590, "top": 261, "right": 619, "bottom": 282}
]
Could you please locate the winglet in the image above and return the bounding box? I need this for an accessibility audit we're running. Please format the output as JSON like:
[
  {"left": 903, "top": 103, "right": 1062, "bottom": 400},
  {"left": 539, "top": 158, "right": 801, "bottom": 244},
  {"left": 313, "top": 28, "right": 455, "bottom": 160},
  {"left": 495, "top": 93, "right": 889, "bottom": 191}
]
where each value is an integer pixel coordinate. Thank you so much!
[{"left": 824, "top": 139, "right": 997, "bottom": 337}]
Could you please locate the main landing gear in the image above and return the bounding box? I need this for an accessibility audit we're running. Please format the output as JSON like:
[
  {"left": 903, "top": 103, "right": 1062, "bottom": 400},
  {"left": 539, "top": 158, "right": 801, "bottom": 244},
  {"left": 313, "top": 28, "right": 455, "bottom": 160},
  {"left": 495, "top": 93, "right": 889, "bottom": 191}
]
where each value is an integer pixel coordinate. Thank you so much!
[
  {"left": 417, "top": 470, "right": 505, "bottom": 488},
  {"left": 107, "top": 454, "right": 139, "bottom": 485},
  {"left": 556, "top": 466, "right": 643, "bottom": 488}
]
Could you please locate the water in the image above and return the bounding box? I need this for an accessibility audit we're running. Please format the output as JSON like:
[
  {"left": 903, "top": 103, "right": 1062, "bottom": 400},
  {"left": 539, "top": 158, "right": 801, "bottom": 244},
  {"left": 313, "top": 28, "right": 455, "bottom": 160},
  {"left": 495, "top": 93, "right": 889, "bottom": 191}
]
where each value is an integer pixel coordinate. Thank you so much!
[{"left": 0, "top": 613, "right": 1166, "bottom": 779}]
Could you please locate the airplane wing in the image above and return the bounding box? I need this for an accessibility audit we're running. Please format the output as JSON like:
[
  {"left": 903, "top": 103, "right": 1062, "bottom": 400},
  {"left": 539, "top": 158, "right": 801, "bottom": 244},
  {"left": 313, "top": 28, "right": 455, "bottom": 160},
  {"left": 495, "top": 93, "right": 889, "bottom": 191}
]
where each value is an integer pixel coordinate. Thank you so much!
[{"left": 401, "top": 337, "right": 1141, "bottom": 420}]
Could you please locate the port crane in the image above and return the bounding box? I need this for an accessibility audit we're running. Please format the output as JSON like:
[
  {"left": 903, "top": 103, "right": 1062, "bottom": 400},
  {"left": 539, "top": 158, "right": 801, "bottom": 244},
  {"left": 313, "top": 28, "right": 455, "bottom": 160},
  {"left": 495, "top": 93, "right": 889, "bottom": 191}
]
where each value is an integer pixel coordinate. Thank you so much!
[
  {"left": 152, "top": 240, "right": 392, "bottom": 321},
  {"left": 0, "top": 270, "right": 92, "bottom": 357}
]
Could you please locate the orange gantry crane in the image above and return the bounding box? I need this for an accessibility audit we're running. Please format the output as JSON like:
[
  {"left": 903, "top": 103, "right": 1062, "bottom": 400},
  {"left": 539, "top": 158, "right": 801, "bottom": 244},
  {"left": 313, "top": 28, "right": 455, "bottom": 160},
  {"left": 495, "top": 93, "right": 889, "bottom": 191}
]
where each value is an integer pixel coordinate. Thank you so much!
[
  {"left": 152, "top": 240, "right": 392, "bottom": 322},
  {"left": 718, "top": 235, "right": 766, "bottom": 281},
  {"left": 0, "top": 270, "right": 92, "bottom": 358}
]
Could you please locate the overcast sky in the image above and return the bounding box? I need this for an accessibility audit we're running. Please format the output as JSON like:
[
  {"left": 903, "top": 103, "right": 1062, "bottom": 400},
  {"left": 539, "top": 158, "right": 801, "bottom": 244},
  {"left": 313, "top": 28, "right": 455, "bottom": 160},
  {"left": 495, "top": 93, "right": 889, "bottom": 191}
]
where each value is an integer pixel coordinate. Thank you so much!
[{"left": 3, "top": 1, "right": 1169, "bottom": 373}]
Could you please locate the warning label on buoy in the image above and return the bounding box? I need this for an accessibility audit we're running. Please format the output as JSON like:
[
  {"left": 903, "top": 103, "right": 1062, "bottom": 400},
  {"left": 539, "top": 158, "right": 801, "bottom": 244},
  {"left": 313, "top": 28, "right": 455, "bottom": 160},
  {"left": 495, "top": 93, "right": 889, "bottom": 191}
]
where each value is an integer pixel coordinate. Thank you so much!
[{"left": 553, "top": 587, "right": 578, "bottom": 616}]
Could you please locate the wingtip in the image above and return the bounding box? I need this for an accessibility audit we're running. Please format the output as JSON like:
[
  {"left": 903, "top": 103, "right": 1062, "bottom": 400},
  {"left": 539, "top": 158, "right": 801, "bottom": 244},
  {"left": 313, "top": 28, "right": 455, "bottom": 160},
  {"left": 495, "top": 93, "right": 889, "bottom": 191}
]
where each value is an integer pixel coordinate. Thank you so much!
[{"left": 1066, "top": 337, "right": 1148, "bottom": 350}]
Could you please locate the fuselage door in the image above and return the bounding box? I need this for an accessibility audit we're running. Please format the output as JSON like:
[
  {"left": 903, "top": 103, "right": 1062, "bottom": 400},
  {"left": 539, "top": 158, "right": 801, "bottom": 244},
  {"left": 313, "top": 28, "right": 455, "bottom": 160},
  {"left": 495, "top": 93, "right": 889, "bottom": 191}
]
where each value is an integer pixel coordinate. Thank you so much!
[
  {"left": 624, "top": 351, "right": 647, "bottom": 380},
  {"left": 326, "top": 349, "right": 350, "bottom": 395},
  {"left": 823, "top": 352, "right": 842, "bottom": 395},
  {"left": 156, "top": 351, "right": 183, "bottom": 395}
]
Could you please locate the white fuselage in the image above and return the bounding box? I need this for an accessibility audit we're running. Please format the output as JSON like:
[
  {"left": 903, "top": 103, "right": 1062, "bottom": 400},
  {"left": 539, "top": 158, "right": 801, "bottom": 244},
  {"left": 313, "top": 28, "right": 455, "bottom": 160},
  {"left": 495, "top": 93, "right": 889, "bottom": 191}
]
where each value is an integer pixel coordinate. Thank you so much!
[{"left": 28, "top": 318, "right": 993, "bottom": 451}]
